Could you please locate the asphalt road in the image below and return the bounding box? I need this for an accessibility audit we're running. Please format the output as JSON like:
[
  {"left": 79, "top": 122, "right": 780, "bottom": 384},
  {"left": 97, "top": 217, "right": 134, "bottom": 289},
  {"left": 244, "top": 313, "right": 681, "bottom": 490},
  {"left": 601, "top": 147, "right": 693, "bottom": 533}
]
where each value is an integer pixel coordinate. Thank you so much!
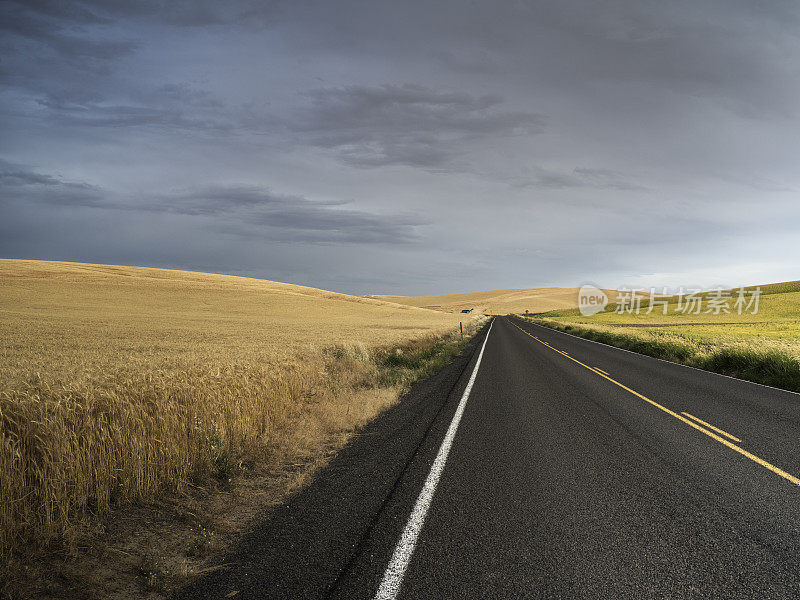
[{"left": 176, "top": 316, "right": 800, "bottom": 599}]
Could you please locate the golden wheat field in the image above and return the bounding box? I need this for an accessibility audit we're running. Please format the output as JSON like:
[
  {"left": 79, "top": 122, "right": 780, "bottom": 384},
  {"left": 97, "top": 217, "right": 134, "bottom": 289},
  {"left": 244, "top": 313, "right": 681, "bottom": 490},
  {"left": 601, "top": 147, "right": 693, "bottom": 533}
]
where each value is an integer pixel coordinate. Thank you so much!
[
  {"left": 367, "top": 287, "right": 619, "bottom": 315},
  {"left": 0, "top": 259, "right": 467, "bottom": 560}
]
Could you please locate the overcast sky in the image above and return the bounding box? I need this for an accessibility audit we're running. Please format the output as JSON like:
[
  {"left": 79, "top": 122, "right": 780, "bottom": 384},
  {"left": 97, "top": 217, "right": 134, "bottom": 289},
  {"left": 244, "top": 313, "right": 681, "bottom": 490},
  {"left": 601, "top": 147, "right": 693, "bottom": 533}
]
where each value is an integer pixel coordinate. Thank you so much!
[{"left": 2, "top": 1, "right": 799, "bottom": 295}]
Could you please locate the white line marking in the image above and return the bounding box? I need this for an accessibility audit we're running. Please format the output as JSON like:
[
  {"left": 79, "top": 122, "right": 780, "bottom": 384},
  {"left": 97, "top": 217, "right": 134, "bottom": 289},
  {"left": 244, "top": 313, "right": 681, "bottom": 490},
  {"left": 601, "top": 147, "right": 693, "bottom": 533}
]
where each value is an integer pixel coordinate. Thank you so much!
[{"left": 374, "top": 319, "right": 494, "bottom": 600}]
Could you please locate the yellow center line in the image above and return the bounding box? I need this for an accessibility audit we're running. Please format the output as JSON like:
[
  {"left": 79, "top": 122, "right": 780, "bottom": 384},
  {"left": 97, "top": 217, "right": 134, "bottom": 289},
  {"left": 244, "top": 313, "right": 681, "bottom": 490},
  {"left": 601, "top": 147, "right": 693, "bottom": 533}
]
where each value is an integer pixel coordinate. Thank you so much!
[
  {"left": 595, "top": 367, "right": 609, "bottom": 376},
  {"left": 511, "top": 320, "right": 800, "bottom": 488},
  {"left": 681, "top": 412, "right": 741, "bottom": 443}
]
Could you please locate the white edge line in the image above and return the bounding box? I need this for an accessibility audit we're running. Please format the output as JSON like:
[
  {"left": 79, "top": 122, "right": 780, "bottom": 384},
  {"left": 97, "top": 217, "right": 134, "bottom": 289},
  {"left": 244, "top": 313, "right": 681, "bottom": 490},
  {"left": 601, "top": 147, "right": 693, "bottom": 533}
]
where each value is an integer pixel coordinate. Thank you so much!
[
  {"left": 374, "top": 319, "right": 494, "bottom": 600},
  {"left": 517, "top": 318, "right": 800, "bottom": 398}
]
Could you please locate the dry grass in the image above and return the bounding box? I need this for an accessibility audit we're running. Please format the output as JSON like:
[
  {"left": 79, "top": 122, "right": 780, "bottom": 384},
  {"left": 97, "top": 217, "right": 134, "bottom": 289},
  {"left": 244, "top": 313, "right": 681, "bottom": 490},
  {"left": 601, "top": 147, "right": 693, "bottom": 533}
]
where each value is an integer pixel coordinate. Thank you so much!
[
  {"left": 0, "top": 259, "right": 470, "bottom": 576},
  {"left": 367, "top": 286, "right": 621, "bottom": 314}
]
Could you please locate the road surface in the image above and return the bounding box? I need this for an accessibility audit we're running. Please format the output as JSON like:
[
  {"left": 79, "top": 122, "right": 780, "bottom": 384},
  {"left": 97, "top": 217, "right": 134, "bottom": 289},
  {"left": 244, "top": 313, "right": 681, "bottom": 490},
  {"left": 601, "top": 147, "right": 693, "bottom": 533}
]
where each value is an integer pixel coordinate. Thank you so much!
[{"left": 177, "top": 316, "right": 800, "bottom": 599}]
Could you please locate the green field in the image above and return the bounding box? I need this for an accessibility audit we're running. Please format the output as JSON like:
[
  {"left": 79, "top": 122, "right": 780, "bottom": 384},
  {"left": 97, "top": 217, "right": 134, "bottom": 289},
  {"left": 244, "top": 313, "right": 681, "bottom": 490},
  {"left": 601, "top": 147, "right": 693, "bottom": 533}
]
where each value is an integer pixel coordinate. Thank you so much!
[
  {"left": 542, "top": 282, "right": 800, "bottom": 355},
  {"left": 527, "top": 281, "right": 800, "bottom": 391}
]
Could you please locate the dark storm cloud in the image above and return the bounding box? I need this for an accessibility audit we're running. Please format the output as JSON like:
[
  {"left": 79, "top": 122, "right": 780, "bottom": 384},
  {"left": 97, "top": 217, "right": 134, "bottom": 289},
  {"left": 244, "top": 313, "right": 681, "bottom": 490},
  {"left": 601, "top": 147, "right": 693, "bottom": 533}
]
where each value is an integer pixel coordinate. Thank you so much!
[
  {"left": 152, "top": 186, "right": 425, "bottom": 244},
  {"left": 281, "top": 0, "right": 800, "bottom": 118},
  {"left": 0, "top": 162, "right": 421, "bottom": 244},
  {"left": 0, "top": 159, "right": 105, "bottom": 207},
  {"left": 290, "top": 84, "right": 546, "bottom": 169},
  {"left": 2, "top": 0, "right": 800, "bottom": 293},
  {"left": 0, "top": 2, "right": 136, "bottom": 60}
]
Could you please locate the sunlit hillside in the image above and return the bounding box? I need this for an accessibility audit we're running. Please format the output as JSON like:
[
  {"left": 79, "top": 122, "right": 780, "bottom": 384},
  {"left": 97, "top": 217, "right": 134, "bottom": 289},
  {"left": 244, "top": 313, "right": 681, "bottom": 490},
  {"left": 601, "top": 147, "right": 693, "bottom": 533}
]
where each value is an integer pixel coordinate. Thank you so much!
[
  {"left": 367, "top": 287, "right": 620, "bottom": 315},
  {"left": 0, "top": 260, "right": 464, "bottom": 383},
  {"left": 541, "top": 280, "right": 800, "bottom": 351}
]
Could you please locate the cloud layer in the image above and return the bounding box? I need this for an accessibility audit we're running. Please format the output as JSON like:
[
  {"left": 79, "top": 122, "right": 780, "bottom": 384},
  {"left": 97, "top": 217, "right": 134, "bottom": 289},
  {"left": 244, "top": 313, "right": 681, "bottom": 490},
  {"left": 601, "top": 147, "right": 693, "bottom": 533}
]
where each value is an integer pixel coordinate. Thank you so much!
[
  {"left": 0, "top": 161, "right": 421, "bottom": 244},
  {"left": 2, "top": 0, "right": 799, "bottom": 293},
  {"left": 290, "top": 84, "right": 545, "bottom": 168}
]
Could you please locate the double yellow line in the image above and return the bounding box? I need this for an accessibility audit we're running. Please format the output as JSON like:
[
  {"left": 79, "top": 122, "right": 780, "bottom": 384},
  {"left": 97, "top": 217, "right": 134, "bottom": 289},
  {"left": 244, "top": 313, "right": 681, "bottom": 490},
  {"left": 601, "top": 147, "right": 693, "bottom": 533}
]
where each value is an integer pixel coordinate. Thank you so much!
[{"left": 511, "top": 321, "right": 800, "bottom": 488}]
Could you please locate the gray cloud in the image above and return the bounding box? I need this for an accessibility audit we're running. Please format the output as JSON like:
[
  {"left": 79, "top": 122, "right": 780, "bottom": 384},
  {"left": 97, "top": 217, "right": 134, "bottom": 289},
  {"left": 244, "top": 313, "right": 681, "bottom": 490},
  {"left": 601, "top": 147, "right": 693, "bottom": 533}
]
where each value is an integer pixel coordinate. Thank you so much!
[
  {"left": 0, "top": 3, "right": 137, "bottom": 61},
  {"left": 2, "top": 0, "right": 800, "bottom": 294},
  {"left": 289, "top": 84, "right": 546, "bottom": 169},
  {"left": 36, "top": 92, "right": 234, "bottom": 131},
  {"left": 0, "top": 0, "right": 280, "bottom": 29},
  {"left": 151, "top": 186, "right": 425, "bottom": 244},
  {"left": 0, "top": 159, "right": 106, "bottom": 207},
  {"left": 0, "top": 161, "right": 423, "bottom": 245},
  {"left": 500, "top": 166, "right": 647, "bottom": 192}
]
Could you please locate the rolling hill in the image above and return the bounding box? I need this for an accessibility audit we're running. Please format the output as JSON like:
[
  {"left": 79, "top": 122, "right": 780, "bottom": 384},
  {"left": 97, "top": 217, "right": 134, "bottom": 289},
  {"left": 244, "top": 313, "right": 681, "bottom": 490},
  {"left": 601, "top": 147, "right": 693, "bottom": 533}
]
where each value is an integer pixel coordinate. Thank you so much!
[
  {"left": 366, "top": 287, "right": 620, "bottom": 315},
  {"left": 526, "top": 280, "right": 800, "bottom": 381},
  {"left": 0, "top": 259, "right": 465, "bottom": 381}
]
